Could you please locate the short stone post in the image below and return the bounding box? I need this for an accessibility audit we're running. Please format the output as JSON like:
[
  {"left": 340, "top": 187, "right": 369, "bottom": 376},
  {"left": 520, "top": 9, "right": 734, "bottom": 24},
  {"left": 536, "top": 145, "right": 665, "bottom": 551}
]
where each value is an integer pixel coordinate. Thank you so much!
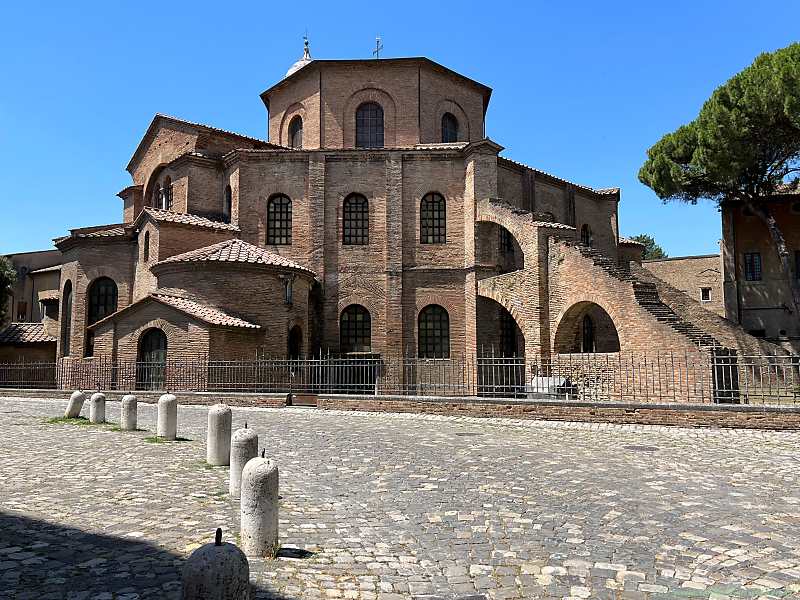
[
  {"left": 181, "top": 527, "right": 250, "bottom": 600},
  {"left": 206, "top": 404, "right": 232, "bottom": 466},
  {"left": 89, "top": 392, "right": 106, "bottom": 424},
  {"left": 120, "top": 395, "right": 137, "bottom": 431},
  {"left": 157, "top": 393, "right": 177, "bottom": 441},
  {"left": 230, "top": 425, "right": 258, "bottom": 498},
  {"left": 240, "top": 455, "right": 279, "bottom": 558},
  {"left": 64, "top": 390, "right": 86, "bottom": 418}
]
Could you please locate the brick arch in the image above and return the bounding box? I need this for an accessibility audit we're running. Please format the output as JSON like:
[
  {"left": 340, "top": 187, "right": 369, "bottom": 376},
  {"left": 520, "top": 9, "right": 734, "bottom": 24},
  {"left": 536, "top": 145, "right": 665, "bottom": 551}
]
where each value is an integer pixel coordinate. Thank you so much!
[
  {"left": 434, "top": 99, "right": 470, "bottom": 142},
  {"left": 475, "top": 206, "right": 536, "bottom": 266},
  {"left": 143, "top": 163, "right": 170, "bottom": 208},
  {"left": 131, "top": 318, "right": 182, "bottom": 360},
  {"left": 278, "top": 102, "right": 307, "bottom": 147},
  {"left": 342, "top": 87, "right": 397, "bottom": 148},
  {"left": 475, "top": 283, "right": 525, "bottom": 327},
  {"left": 553, "top": 301, "right": 621, "bottom": 354}
]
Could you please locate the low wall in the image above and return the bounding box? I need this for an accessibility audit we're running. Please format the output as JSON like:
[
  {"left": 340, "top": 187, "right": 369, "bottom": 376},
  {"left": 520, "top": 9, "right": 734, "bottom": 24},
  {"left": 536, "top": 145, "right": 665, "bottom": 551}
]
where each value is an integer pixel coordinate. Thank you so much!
[{"left": 2, "top": 389, "right": 800, "bottom": 430}]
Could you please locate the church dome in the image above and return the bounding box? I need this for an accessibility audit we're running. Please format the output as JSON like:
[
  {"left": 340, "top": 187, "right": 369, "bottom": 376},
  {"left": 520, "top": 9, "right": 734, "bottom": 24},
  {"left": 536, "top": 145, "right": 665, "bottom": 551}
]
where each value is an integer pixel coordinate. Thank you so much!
[{"left": 285, "top": 38, "right": 312, "bottom": 78}]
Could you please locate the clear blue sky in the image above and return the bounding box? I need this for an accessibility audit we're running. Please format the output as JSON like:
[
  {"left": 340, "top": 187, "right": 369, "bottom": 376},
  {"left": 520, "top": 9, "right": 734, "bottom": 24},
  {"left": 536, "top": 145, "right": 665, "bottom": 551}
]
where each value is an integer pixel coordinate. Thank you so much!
[{"left": 0, "top": 1, "right": 796, "bottom": 255}]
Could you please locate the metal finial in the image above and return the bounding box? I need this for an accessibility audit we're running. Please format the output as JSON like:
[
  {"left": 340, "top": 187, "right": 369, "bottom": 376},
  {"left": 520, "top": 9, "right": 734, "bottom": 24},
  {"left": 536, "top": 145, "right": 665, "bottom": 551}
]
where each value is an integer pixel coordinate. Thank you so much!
[
  {"left": 303, "top": 35, "right": 311, "bottom": 60},
  {"left": 215, "top": 527, "right": 222, "bottom": 546},
  {"left": 373, "top": 36, "right": 383, "bottom": 59}
]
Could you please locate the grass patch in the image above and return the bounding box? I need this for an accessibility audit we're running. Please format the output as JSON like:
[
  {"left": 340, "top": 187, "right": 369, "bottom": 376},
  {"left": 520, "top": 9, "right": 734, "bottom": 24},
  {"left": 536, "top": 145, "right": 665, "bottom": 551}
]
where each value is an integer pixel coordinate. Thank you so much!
[
  {"left": 108, "top": 426, "right": 146, "bottom": 432},
  {"left": 45, "top": 416, "right": 99, "bottom": 426},
  {"left": 144, "top": 435, "right": 192, "bottom": 444}
]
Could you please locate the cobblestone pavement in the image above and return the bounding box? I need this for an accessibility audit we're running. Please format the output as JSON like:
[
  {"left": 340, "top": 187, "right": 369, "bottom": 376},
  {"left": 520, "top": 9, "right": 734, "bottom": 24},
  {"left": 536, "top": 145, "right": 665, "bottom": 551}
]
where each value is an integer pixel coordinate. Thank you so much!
[{"left": 1, "top": 398, "right": 800, "bottom": 599}]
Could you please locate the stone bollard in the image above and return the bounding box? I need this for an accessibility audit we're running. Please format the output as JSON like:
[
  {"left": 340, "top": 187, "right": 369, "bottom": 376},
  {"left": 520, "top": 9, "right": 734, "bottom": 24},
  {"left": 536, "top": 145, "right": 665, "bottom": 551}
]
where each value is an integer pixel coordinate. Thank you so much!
[
  {"left": 89, "top": 392, "right": 106, "bottom": 423},
  {"left": 181, "top": 527, "right": 250, "bottom": 600},
  {"left": 120, "top": 395, "right": 137, "bottom": 431},
  {"left": 157, "top": 393, "right": 177, "bottom": 440},
  {"left": 206, "top": 404, "right": 232, "bottom": 466},
  {"left": 240, "top": 455, "right": 279, "bottom": 558},
  {"left": 229, "top": 425, "right": 258, "bottom": 498},
  {"left": 64, "top": 390, "right": 86, "bottom": 418}
]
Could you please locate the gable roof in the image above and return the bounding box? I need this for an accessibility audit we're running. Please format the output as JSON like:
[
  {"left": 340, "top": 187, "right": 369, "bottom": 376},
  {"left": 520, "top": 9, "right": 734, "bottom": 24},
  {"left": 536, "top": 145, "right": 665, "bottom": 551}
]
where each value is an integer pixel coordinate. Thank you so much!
[
  {"left": 135, "top": 207, "right": 241, "bottom": 232},
  {"left": 260, "top": 57, "right": 492, "bottom": 114},
  {"left": 0, "top": 322, "right": 56, "bottom": 345},
  {"left": 155, "top": 238, "right": 315, "bottom": 275},
  {"left": 88, "top": 292, "right": 261, "bottom": 331}
]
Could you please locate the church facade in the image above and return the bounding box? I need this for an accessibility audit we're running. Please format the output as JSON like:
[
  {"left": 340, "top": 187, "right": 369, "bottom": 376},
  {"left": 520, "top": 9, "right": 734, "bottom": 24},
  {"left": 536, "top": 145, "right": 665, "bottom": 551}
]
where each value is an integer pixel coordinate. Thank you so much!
[{"left": 0, "top": 47, "right": 776, "bottom": 373}]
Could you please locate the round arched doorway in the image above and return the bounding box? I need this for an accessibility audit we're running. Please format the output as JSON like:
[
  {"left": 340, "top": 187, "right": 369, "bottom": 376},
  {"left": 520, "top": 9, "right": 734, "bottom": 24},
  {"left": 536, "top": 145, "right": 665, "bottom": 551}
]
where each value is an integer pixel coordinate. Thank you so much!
[
  {"left": 136, "top": 328, "right": 167, "bottom": 390},
  {"left": 553, "top": 302, "right": 620, "bottom": 354}
]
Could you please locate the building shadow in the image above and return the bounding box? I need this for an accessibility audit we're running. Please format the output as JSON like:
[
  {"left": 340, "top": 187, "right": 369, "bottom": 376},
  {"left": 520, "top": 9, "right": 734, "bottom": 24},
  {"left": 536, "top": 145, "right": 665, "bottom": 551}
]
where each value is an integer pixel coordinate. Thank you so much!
[{"left": 0, "top": 511, "right": 295, "bottom": 599}]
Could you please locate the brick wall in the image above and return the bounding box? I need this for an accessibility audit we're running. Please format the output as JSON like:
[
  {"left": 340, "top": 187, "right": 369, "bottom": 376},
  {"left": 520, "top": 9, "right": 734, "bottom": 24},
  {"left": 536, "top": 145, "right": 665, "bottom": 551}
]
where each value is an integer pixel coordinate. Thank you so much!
[{"left": 643, "top": 255, "right": 725, "bottom": 316}]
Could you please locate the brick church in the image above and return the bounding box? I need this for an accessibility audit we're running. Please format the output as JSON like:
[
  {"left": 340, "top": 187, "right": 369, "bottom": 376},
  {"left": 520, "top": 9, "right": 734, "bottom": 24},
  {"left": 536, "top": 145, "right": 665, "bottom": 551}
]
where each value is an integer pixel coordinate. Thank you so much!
[{"left": 0, "top": 42, "right": 775, "bottom": 369}]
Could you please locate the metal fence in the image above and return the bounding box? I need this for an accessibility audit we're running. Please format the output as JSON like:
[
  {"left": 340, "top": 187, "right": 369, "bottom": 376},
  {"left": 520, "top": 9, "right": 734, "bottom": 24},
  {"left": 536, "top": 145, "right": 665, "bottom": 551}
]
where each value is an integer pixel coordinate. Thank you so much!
[{"left": 0, "top": 352, "right": 797, "bottom": 405}]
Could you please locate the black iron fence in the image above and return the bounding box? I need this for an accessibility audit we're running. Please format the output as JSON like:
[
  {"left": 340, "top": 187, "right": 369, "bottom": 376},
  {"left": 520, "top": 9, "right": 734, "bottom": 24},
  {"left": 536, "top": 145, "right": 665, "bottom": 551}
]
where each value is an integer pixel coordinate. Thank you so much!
[{"left": 0, "top": 352, "right": 797, "bottom": 405}]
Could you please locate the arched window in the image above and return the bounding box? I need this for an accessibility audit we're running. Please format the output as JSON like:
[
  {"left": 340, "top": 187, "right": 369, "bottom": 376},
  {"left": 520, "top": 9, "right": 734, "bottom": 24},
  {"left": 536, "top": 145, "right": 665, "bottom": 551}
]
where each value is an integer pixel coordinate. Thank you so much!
[
  {"left": 343, "top": 194, "right": 369, "bottom": 245},
  {"left": 224, "top": 185, "right": 232, "bottom": 223},
  {"left": 61, "top": 281, "right": 72, "bottom": 357},
  {"left": 340, "top": 305, "right": 371, "bottom": 353},
  {"left": 152, "top": 184, "right": 163, "bottom": 209},
  {"left": 355, "top": 102, "right": 384, "bottom": 148},
  {"left": 418, "top": 305, "right": 450, "bottom": 358},
  {"left": 288, "top": 116, "right": 303, "bottom": 149},
  {"left": 163, "top": 177, "right": 173, "bottom": 210},
  {"left": 441, "top": 112, "right": 459, "bottom": 143},
  {"left": 85, "top": 277, "right": 117, "bottom": 357},
  {"left": 143, "top": 231, "right": 150, "bottom": 262},
  {"left": 267, "top": 194, "right": 292, "bottom": 245},
  {"left": 580, "top": 224, "right": 593, "bottom": 247},
  {"left": 136, "top": 328, "right": 167, "bottom": 390},
  {"left": 420, "top": 193, "right": 446, "bottom": 244},
  {"left": 581, "top": 314, "right": 595, "bottom": 353}
]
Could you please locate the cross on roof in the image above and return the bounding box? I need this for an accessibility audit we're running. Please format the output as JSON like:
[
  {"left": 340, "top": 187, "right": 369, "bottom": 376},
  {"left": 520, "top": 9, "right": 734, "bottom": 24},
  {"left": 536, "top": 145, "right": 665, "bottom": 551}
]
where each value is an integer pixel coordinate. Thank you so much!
[{"left": 373, "top": 36, "right": 383, "bottom": 59}]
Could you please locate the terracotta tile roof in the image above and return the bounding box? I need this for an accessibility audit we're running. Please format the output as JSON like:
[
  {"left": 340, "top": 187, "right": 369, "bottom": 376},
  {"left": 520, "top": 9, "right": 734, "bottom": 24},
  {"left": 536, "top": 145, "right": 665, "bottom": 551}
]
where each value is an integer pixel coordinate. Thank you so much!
[
  {"left": 29, "top": 264, "right": 62, "bottom": 274},
  {"left": 142, "top": 208, "right": 240, "bottom": 232},
  {"left": 498, "top": 156, "right": 618, "bottom": 197},
  {"left": 619, "top": 237, "right": 646, "bottom": 246},
  {"left": 151, "top": 294, "right": 261, "bottom": 329},
  {"left": 154, "top": 113, "right": 278, "bottom": 148},
  {"left": 37, "top": 290, "right": 60, "bottom": 302},
  {"left": 157, "top": 238, "right": 315, "bottom": 275},
  {"left": 77, "top": 226, "right": 128, "bottom": 238},
  {"left": 0, "top": 322, "right": 56, "bottom": 345},
  {"left": 531, "top": 221, "right": 576, "bottom": 230}
]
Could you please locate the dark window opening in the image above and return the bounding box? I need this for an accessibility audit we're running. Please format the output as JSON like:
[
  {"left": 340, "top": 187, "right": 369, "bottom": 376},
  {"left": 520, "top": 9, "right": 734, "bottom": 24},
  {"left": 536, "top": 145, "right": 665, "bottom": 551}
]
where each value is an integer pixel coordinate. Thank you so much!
[
  {"left": 143, "top": 231, "right": 150, "bottom": 262},
  {"left": 420, "top": 192, "right": 446, "bottom": 244},
  {"left": 500, "top": 310, "right": 518, "bottom": 357},
  {"left": 288, "top": 116, "right": 303, "bottom": 149},
  {"left": 267, "top": 195, "right": 292, "bottom": 245},
  {"left": 355, "top": 102, "right": 384, "bottom": 148},
  {"left": 163, "top": 177, "right": 173, "bottom": 210},
  {"left": 136, "top": 328, "right": 167, "bottom": 390},
  {"left": 85, "top": 277, "right": 118, "bottom": 357},
  {"left": 418, "top": 304, "right": 450, "bottom": 358},
  {"left": 288, "top": 325, "right": 303, "bottom": 358},
  {"left": 748, "top": 329, "right": 767, "bottom": 338},
  {"left": 701, "top": 287, "right": 711, "bottom": 302},
  {"left": 283, "top": 276, "right": 294, "bottom": 305},
  {"left": 61, "top": 281, "right": 72, "bottom": 357},
  {"left": 500, "top": 228, "right": 514, "bottom": 255},
  {"left": 580, "top": 224, "right": 593, "bottom": 247},
  {"left": 343, "top": 194, "right": 369, "bottom": 245},
  {"left": 795, "top": 250, "right": 800, "bottom": 280},
  {"left": 441, "top": 112, "right": 459, "bottom": 143},
  {"left": 224, "top": 185, "right": 232, "bottom": 223},
  {"left": 340, "top": 305, "right": 371, "bottom": 353},
  {"left": 581, "top": 314, "right": 595, "bottom": 353},
  {"left": 16, "top": 301, "right": 28, "bottom": 322},
  {"left": 744, "top": 252, "right": 762, "bottom": 281}
]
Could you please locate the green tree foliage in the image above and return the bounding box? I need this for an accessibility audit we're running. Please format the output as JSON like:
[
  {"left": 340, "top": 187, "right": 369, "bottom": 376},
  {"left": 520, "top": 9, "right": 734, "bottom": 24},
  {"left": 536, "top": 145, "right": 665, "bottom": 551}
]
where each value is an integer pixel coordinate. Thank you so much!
[
  {"left": 631, "top": 234, "right": 668, "bottom": 260},
  {"left": 638, "top": 43, "right": 800, "bottom": 315},
  {"left": 0, "top": 256, "right": 16, "bottom": 326}
]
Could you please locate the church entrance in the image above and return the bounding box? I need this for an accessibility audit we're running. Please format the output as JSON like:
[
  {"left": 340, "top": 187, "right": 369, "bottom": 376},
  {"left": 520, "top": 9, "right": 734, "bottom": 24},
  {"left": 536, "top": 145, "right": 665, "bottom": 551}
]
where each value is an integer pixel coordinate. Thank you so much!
[{"left": 136, "top": 328, "right": 167, "bottom": 390}]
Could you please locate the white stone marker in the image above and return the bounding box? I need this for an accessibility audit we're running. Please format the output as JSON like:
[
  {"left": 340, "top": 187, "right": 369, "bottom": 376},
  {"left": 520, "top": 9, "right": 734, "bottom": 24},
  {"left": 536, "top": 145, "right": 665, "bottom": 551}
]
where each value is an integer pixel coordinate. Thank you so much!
[
  {"left": 64, "top": 390, "right": 86, "bottom": 418},
  {"left": 229, "top": 426, "right": 258, "bottom": 498},
  {"left": 120, "top": 394, "right": 137, "bottom": 431},
  {"left": 181, "top": 527, "right": 250, "bottom": 600},
  {"left": 240, "top": 455, "right": 279, "bottom": 558},
  {"left": 157, "top": 393, "right": 177, "bottom": 440},
  {"left": 206, "top": 404, "right": 232, "bottom": 466},
  {"left": 89, "top": 392, "right": 106, "bottom": 423}
]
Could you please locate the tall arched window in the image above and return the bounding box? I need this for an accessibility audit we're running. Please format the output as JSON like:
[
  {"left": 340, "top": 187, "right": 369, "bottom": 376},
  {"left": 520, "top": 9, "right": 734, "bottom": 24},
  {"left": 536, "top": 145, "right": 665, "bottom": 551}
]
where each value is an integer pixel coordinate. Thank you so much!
[
  {"left": 340, "top": 305, "right": 371, "bottom": 353},
  {"left": 355, "top": 102, "right": 384, "bottom": 148},
  {"left": 420, "top": 193, "right": 446, "bottom": 244},
  {"left": 343, "top": 194, "right": 369, "bottom": 245},
  {"left": 136, "top": 328, "right": 167, "bottom": 390},
  {"left": 288, "top": 116, "right": 303, "bottom": 149},
  {"left": 85, "top": 277, "right": 118, "bottom": 357},
  {"left": 163, "top": 177, "right": 173, "bottom": 210},
  {"left": 61, "top": 281, "right": 72, "bottom": 357},
  {"left": 441, "top": 112, "right": 459, "bottom": 143},
  {"left": 288, "top": 325, "right": 303, "bottom": 358},
  {"left": 142, "top": 231, "right": 150, "bottom": 262},
  {"left": 224, "top": 185, "right": 232, "bottom": 223},
  {"left": 580, "top": 224, "right": 593, "bottom": 247},
  {"left": 267, "top": 194, "right": 292, "bottom": 245},
  {"left": 418, "top": 305, "right": 450, "bottom": 358},
  {"left": 581, "top": 314, "right": 595, "bottom": 353}
]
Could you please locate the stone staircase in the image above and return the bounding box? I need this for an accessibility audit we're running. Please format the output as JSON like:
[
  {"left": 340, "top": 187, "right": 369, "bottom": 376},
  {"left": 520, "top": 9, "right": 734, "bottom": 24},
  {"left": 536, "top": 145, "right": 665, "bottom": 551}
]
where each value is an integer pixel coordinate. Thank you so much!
[{"left": 569, "top": 242, "right": 723, "bottom": 349}]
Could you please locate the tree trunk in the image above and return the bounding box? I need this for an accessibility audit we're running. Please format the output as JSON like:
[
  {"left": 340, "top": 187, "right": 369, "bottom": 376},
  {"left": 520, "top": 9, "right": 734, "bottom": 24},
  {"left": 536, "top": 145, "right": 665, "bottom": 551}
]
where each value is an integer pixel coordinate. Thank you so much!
[{"left": 746, "top": 199, "right": 800, "bottom": 321}]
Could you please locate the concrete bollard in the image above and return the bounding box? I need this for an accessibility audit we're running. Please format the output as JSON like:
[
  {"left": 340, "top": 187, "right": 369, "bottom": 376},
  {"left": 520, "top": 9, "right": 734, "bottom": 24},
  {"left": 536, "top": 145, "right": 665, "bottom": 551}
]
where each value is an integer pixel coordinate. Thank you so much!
[
  {"left": 64, "top": 390, "right": 86, "bottom": 418},
  {"left": 240, "top": 455, "right": 279, "bottom": 558},
  {"left": 157, "top": 393, "right": 177, "bottom": 440},
  {"left": 120, "top": 395, "right": 137, "bottom": 431},
  {"left": 181, "top": 527, "right": 250, "bottom": 600},
  {"left": 229, "top": 426, "right": 258, "bottom": 498},
  {"left": 89, "top": 392, "right": 106, "bottom": 423},
  {"left": 206, "top": 404, "right": 232, "bottom": 466}
]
